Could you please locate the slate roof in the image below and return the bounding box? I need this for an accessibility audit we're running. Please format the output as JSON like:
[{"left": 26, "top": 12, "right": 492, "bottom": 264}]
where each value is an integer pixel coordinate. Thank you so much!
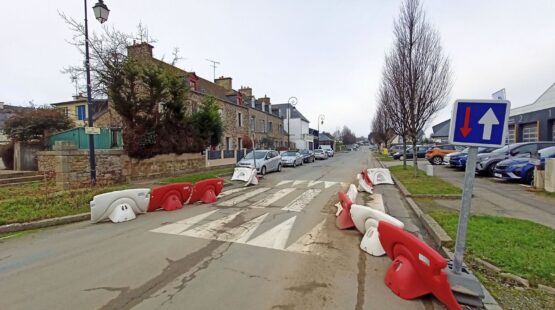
[
  {"left": 318, "top": 132, "right": 335, "bottom": 142},
  {"left": 430, "top": 119, "right": 451, "bottom": 138},
  {"left": 271, "top": 104, "right": 310, "bottom": 123}
]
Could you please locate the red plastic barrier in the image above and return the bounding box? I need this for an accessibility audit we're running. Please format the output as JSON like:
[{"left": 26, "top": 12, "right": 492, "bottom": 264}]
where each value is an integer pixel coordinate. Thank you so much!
[
  {"left": 148, "top": 183, "right": 193, "bottom": 212},
  {"left": 378, "top": 221, "right": 461, "bottom": 310},
  {"left": 361, "top": 169, "right": 374, "bottom": 187},
  {"left": 188, "top": 178, "right": 225, "bottom": 204},
  {"left": 336, "top": 192, "right": 355, "bottom": 229}
]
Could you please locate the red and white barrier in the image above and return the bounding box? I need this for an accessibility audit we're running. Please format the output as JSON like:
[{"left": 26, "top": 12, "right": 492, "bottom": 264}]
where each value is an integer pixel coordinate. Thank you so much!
[
  {"left": 350, "top": 204, "right": 404, "bottom": 256},
  {"left": 90, "top": 189, "right": 151, "bottom": 223}
]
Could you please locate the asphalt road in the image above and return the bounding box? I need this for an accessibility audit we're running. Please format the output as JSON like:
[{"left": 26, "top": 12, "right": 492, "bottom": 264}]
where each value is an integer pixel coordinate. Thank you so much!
[
  {"left": 382, "top": 157, "right": 555, "bottom": 229},
  {"left": 0, "top": 149, "right": 430, "bottom": 310}
]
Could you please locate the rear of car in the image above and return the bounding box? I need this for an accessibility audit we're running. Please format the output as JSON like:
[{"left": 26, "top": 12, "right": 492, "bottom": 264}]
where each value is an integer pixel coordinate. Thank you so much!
[
  {"left": 425, "top": 145, "right": 461, "bottom": 165},
  {"left": 299, "top": 149, "right": 315, "bottom": 163},
  {"left": 494, "top": 145, "right": 555, "bottom": 184},
  {"left": 476, "top": 142, "right": 555, "bottom": 176},
  {"left": 281, "top": 151, "right": 302, "bottom": 167},
  {"left": 314, "top": 149, "right": 328, "bottom": 160}
]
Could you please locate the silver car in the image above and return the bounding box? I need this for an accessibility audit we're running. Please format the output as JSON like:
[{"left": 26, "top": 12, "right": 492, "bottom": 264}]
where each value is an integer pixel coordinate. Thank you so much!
[
  {"left": 314, "top": 149, "right": 328, "bottom": 160},
  {"left": 281, "top": 151, "right": 304, "bottom": 167},
  {"left": 236, "top": 150, "right": 282, "bottom": 175}
]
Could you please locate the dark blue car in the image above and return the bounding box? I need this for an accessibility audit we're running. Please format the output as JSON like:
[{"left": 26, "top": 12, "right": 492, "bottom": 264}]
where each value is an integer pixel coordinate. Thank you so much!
[
  {"left": 493, "top": 146, "right": 555, "bottom": 184},
  {"left": 448, "top": 147, "right": 497, "bottom": 168}
]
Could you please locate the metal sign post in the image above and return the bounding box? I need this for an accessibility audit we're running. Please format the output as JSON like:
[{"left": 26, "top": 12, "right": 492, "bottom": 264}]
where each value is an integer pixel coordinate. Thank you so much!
[{"left": 446, "top": 99, "right": 510, "bottom": 305}]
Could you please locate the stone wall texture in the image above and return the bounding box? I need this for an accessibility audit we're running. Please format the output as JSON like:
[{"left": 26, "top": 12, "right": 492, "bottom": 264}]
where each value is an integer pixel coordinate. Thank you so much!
[{"left": 38, "top": 141, "right": 205, "bottom": 189}]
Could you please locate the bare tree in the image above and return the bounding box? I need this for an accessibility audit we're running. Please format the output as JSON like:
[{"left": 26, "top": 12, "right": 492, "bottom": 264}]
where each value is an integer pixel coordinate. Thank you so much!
[
  {"left": 383, "top": 0, "right": 452, "bottom": 176},
  {"left": 371, "top": 103, "right": 395, "bottom": 150}
]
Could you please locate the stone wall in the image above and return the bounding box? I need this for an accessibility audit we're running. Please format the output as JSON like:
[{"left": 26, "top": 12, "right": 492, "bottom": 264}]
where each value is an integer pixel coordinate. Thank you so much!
[
  {"left": 38, "top": 141, "right": 206, "bottom": 189},
  {"left": 14, "top": 141, "right": 43, "bottom": 171}
]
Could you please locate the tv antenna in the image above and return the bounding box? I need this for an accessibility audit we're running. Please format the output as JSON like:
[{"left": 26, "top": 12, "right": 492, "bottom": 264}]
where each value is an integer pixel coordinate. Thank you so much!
[{"left": 206, "top": 58, "right": 220, "bottom": 81}]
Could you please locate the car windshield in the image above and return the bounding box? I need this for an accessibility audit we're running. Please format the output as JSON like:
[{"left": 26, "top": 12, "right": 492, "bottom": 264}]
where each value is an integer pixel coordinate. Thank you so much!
[
  {"left": 299, "top": 150, "right": 309, "bottom": 154},
  {"left": 283, "top": 151, "right": 297, "bottom": 156},
  {"left": 539, "top": 147, "right": 555, "bottom": 158},
  {"left": 244, "top": 151, "right": 267, "bottom": 160},
  {"left": 491, "top": 145, "right": 509, "bottom": 153}
]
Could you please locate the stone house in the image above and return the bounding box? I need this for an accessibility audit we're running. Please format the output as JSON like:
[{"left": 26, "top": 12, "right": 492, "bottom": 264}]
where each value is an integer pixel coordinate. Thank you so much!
[{"left": 126, "top": 42, "right": 287, "bottom": 151}]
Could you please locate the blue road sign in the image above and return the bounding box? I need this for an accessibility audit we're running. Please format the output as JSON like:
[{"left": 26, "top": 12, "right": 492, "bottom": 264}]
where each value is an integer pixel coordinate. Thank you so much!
[{"left": 448, "top": 99, "right": 511, "bottom": 147}]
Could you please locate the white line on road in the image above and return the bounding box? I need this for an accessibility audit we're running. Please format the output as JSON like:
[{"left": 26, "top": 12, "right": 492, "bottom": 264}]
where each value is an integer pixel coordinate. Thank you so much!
[
  {"left": 250, "top": 188, "right": 296, "bottom": 208},
  {"left": 219, "top": 213, "right": 269, "bottom": 243},
  {"left": 281, "top": 189, "right": 322, "bottom": 212},
  {"left": 246, "top": 216, "right": 297, "bottom": 250},
  {"left": 324, "top": 181, "right": 337, "bottom": 189},
  {"left": 180, "top": 211, "right": 244, "bottom": 239},
  {"left": 293, "top": 180, "right": 307, "bottom": 186},
  {"left": 286, "top": 219, "right": 327, "bottom": 253},
  {"left": 276, "top": 180, "right": 293, "bottom": 187},
  {"left": 218, "top": 187, "right": 249, "bottom": 198},
  {"left": 150, "top": 209, "right": 219, "bottom": 235},
  {"left": 307, "top": 180, "right": 323, "bottom": 187},
  {"left": 218, "top": 187, "right": 270, "bottom": 206}
]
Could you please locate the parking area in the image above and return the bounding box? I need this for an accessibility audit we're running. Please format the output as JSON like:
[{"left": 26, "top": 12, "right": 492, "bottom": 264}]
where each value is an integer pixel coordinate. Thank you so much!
[{"left": 381, "top": 158, "right": 555, "bottom": 229}]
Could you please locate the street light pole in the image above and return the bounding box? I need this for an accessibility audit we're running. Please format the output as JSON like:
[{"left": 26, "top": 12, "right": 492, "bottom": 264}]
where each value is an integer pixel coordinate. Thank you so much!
[
  {"left": 84, "top": 0, "right": 110, "bottom": 185},
  {"left": 317, "top": 114, "right": 325, "bottom": 149},
  {"left": 287, "top": 97, "right": 297, "bottom": 150}
]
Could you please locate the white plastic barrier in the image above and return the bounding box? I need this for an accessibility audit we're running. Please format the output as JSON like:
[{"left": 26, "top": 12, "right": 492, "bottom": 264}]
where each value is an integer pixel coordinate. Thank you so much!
[
  {"left": 357, "top": 173, "right": 374, "bottom": 194},
  {"left": 231, "top": 167, "right": 258, "bottom": 186},
  {"left": 335, "top": 184, "right": 358, "bottom": 216},
  {"left": 90, "top": 189, "right": 151, "bottom": 223},
  {"left": 350, "top": 204, "right": 404, "bottom": 256},
  {"left": 367, "top": 168, "right": 394, "bottom": 185}
]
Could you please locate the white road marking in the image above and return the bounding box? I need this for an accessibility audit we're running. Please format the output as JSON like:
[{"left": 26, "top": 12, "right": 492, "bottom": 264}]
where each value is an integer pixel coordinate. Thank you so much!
[
  {"left": 250, "top": 188, "right": 296, "bottom": 208},
  {"left": 367, "top": 194, "right": 385, "bottom": 213},
  {"left": 307, "top": 180, "right": 323, "bottom": 187},
  {"left": 276, "top": 180, "right": 293, "bottom": 187},
  {"left": 218, "top": 187, "right": 249, "bottom": 198},
  {"left": 293, "top": 180, "right": 306, "bottom": 186},
  {"left": 246, "top": 216, "right": 297, "bottom": 250},
  {"left": 287, "top": 219, "right": 327, "bottom": 253},
  {"left": 150, "top": 210, "right": 219, "bottom": 235},
  {"left": 219, "top": 213, "right": 269, "bottom": 243},
  {"left": 324, "top": 181, "right": 337, "bottom": 189},
  {"left": 180, "top": 211, "right": 243, "bottom": 239},
  {"left": 281, "top": 189, "right": 322, "bottom": 212},
  {"left": 218, "top": 187, "right": 270, "bottom": 206}
]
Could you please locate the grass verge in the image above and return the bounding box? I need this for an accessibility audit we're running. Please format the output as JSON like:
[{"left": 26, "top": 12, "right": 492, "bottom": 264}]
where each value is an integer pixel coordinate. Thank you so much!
[
  {"left": 389, "top": 165, "right": 462, "bottom": 195},
  {"left": 0, "top": 183, "right": 128, "bottom": 226},
  {"left": 374, "top": 152, "right": 395, "bottom": 161},
  {"left": 159, "top": 167, "right": 235, "bottom": 184}
]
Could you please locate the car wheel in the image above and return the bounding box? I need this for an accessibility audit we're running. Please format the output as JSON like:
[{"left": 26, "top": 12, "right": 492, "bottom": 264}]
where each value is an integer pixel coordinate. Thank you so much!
[
  {"left": 293, "top": 162, "right": 296, "bottom": 168},
  {"left": 486, "top": 163, "right": 497, "bottom": 177},
  {"left": 432, "top": 156, "right": 443, "bottom": 165},
  {"left": 261, "top": 166, "right": 267, "bottom": 175},
  {"left": 277, "top": 163, "right": 282, "bottom": 172},
  {"left": 526, "top": 169, "right": 534, "bottom": 185},
  {"left": 312, "top": 157, "right": 315, "bottom": 163},
  {"left": 399, "top": 155, "right": 404, "bottom": 161},
  {"left": 301, "top": 160, "right": 304, "bottom": 166}
]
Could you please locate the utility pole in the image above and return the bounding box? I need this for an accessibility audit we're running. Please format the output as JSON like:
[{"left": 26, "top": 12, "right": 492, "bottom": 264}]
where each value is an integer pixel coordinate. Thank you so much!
[{"left": 206, "top": 59, "right": 220, "bottom": 81}]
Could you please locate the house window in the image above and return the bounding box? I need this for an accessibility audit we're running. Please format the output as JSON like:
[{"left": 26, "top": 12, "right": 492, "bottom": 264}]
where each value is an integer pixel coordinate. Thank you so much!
[
  {"left": 279, "top": 124, "right": 282, "bottom": 134},
  {"left": 225, "top": 137, "right": 230, "bottom": 150},
  {"left": 268, "top": 121, "right": 273, "bottom": 133},
  {"left": 77, "top": 105, "right": 86, "bottom": 121},
  {"left": 59, "top": 107, "right": 69, "bottom": 118},
  {"left": 262, "top": 120, "right": 266, "bottom": 133},
  {"left": 238, "top": 137, "right": 243, "bottom": 150},
  {"left": 251, "top": 116, "right": 255, "bottom": 131},
  {"left": 238, "top": 112, "right": 243, "bottom": 127}
]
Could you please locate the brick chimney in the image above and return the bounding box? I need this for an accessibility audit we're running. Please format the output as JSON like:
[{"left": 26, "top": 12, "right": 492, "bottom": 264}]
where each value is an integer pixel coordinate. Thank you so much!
[
  {"left": 258, "top": 95, "right": 271, "bottom": 112},
  {"left": 127, "top": 41, "right": 154, "bottom": 59},
  {"left": 215, "top": 76, "right": 232, "bottom": 90}
]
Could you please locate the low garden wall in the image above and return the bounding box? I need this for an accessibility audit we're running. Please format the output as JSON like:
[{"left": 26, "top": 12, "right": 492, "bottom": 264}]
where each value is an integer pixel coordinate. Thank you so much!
[{"left": 38, "top": 141, "right": 205, "bottom": 189}]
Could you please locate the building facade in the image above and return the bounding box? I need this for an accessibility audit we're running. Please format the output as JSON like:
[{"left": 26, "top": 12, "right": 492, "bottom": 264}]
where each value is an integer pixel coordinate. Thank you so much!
[{"left": 272, "top": 103, "right": 314, "bottom": 150}]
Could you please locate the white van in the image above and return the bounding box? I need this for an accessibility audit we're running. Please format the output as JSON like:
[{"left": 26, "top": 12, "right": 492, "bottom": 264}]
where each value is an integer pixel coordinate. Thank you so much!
[{"left": 318, "top": 145, "right": 334, "bottom": 157}]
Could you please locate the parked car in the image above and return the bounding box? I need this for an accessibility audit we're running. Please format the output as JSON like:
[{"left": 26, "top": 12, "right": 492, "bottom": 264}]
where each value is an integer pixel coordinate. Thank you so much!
[
  {"left": 314, "top": 149, "right": 328, "bottom": 160},
  {"left": 446, "top": 147, "right": 498, "bottom": 168},
  {"left": 299, "top": 149, "right": 315, "bottom": 163},
  {"left": 388, "top": 144, "right": 404, "bottom": 156},
  {"left": 392, "top": 145, "right": 430, "bottom": 160},
  {"left": 319, "top": 145, "right": 334, "bottom": 157},
  {"left": 476, "top": 142, "right": 555, "bottom": 176},
  {"left": 281, "top": 151, "right": 304, "bottom": 167},
  {"left": 426, "top": 144, "right": 465, "bottom": 165},
  {"left": 494, "top": 146, "right": 555, "bottom": 184},
  {"left": 236, "top": 150, "right": 282, "bottom": 175}
]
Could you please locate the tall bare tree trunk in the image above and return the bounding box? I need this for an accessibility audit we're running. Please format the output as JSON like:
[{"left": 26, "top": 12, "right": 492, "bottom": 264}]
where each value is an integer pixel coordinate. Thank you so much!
[{"left": 412, "top": 139, "right": 418, "bottom": 176}]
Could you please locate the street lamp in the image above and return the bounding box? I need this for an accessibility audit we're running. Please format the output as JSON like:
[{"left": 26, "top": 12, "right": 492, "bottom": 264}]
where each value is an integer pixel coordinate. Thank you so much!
[
  {"left": 84, "top": 0, "right": 110, "bottom": 185},
  {"left": 287, "top": 97, "right": 298, "bottom": 150},
  {"left": 317, "top": 114, "right": 325, "bottom": 149}
]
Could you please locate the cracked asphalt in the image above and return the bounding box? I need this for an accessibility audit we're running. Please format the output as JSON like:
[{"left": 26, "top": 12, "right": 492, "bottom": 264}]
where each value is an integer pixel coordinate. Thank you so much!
[{"left": 0, "top": 148, "right": 431, "bottom": 309}]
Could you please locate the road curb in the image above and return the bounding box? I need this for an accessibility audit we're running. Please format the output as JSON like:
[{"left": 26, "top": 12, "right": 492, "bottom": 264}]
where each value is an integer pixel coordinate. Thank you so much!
[{"left": 0, "top": 213, "right": 90, "bottom": 234}]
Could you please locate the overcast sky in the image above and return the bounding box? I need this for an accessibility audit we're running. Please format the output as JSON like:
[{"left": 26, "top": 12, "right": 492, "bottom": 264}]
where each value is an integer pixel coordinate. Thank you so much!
[{"left": 2, "top": 0, "right": 554, "bottom": 136}]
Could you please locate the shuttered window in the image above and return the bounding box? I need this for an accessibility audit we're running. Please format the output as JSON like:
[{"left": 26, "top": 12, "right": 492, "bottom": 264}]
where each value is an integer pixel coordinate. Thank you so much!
[{"left": 521, "top": 123, "right": 537, "bottom": 142}]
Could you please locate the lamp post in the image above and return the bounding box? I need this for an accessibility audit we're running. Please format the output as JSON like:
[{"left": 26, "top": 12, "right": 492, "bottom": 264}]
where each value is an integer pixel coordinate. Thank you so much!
[
  {"left": 317, "top": 114, "right": 325, "bottom": 149},
  {"left": 84, "top": 0, "right": 110, "bottom": 185},
  {"left": 287, "top": 97, "right": 297, "bottom": 150}
]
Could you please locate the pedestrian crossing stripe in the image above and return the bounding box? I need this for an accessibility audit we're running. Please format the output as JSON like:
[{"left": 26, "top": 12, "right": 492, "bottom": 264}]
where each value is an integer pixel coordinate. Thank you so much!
[
  {"left": 250, "top": 188, "right": 296, "bottom": 208},
  {"left": 180, "top": 210, "right": 244, "bottom": 240},
  {"left": 281, "top": 189, "right": 321, "bottom": 212},
  {"left": 275, "top": 180, "right": 344, "bottom": 188},
  {"left": 218, "top": 187, "right": 249, "bottom": 199},
  {"left": 246, "top": 215, "right": 297, "bottom": 250},
  {"left": 218, "top": 187, "right": 270, "bottom": 206},
  {"left": 219, "top": 213, "right": 269, "bottom": 243},
  {"left": 150, "top": 210, "right": 219, "bottom": 235},
  {"left": 276, "top": 180, "right": 293, "bottom": 187},
  {"left": 307, "top": 180, "right": 323, "bottom": 187},
  {"left": 293, "top": 180, "right": 306, "bottom": 186}
]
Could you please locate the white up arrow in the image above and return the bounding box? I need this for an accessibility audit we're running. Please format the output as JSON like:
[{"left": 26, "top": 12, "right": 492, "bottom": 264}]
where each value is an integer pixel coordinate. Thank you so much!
[{"left": 478, "top": 108, "right": 499, "bottom": 140}]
